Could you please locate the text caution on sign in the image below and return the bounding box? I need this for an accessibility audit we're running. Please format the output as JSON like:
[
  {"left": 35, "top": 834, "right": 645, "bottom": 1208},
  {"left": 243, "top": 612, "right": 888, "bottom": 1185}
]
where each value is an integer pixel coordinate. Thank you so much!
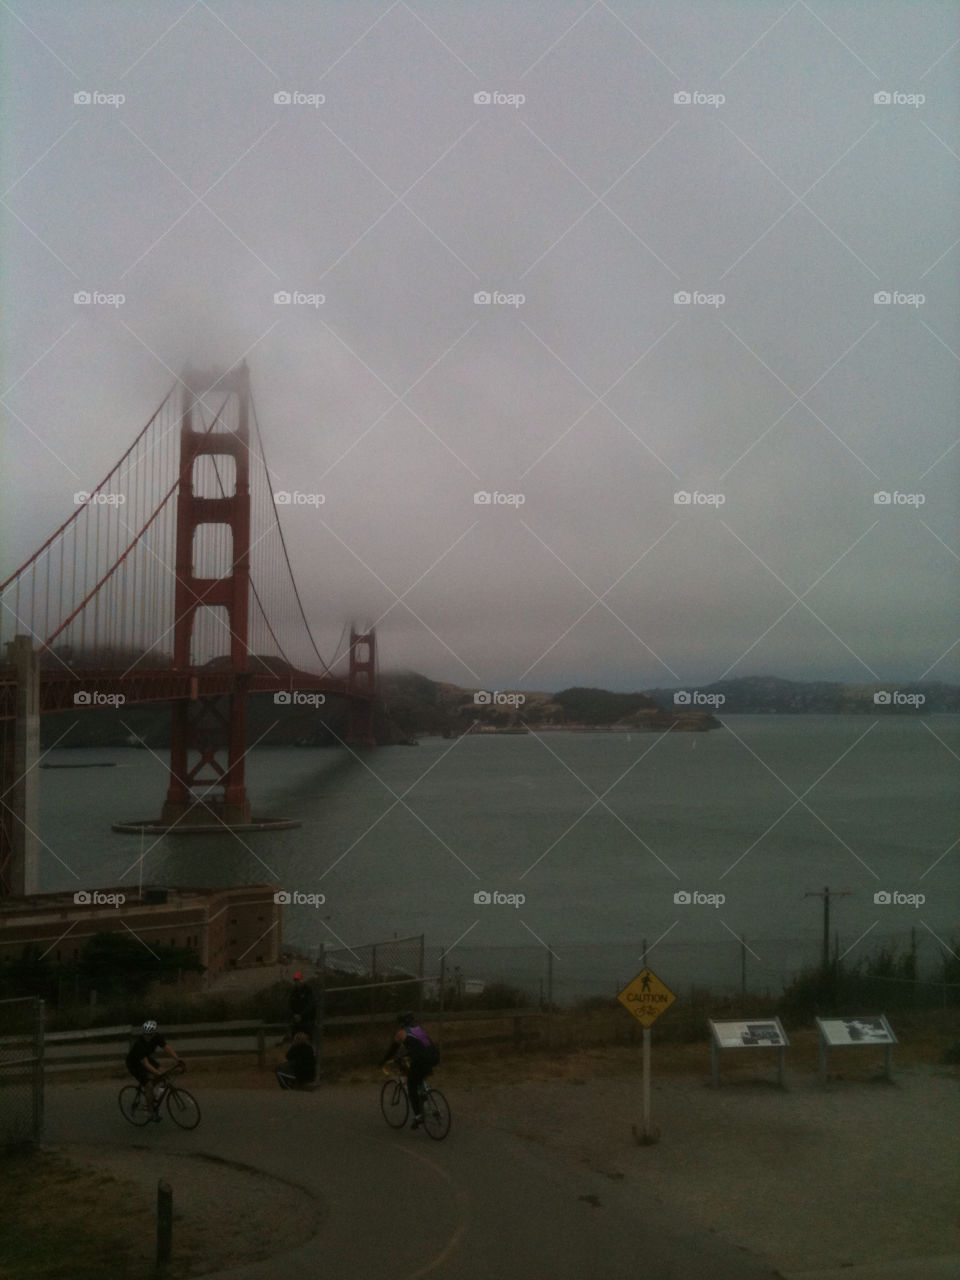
[{"left": 617, "top": 968, "right": 676, "bottom": 1027}]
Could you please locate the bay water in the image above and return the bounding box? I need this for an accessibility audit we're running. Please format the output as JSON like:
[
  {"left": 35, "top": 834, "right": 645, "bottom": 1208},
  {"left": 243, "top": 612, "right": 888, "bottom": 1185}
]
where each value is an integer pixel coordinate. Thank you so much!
[{"left": 37, "top": 716, "right": 959, "bottom": 1002}]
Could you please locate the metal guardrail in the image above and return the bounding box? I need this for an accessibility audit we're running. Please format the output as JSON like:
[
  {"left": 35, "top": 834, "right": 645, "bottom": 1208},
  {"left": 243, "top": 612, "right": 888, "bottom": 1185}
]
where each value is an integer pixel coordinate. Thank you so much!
[{"left": 37, "top": 1008, "right": 548, "bottom": 1073}]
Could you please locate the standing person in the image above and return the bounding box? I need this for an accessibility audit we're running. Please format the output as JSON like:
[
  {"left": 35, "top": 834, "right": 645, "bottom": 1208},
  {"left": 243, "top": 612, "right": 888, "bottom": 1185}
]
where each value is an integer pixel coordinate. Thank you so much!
[
  {"left": 275, "top": 1031, "right": 317, "bottom": 1090},
  {"left": 288, "top": 971, "right": 316, "bottom": 1040},
  {"left": 380, "top": 1013, "right": 439, "bottom": 1129},
  {"left": 124, "top": 1020, "right": 181, "bottom": 1121}
]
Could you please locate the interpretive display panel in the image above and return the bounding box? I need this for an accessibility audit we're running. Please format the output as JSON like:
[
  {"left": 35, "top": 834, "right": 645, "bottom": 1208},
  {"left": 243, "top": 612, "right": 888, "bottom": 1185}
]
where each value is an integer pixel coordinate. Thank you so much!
[
  {"left": 816, "top": 1015, "right": 896, "bottom": 1081},
  {"left": 708, "top": 1018, "right": 789, "bottom": 1086}
]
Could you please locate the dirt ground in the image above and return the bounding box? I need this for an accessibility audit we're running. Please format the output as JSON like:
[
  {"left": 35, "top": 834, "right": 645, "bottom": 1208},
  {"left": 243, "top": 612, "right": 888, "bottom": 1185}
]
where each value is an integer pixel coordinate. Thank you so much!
[
  {"left": 35, "top": 1030, "right": 960, "bottom": 1277},
  {"left": 0, "top": 1145, "right": 317, "bottom": 1280},
  {"left": 200, "top": 1038, "right": 960, "bottom": 1274},
  {"left": 460, "top": 1061, "right": 960, "bottom": 1273}
]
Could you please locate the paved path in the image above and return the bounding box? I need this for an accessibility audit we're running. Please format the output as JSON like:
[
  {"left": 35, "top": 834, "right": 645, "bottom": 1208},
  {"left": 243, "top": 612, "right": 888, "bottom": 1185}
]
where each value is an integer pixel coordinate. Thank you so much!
[{"left": 46, "top": 1080, "right": 782, "bottom": 1279}]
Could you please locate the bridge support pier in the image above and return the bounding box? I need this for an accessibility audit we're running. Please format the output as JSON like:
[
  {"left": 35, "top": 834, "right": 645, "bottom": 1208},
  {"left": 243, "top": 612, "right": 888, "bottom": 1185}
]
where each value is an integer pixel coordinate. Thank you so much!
[
  {"left": 0, "top": 635, "right": 41, "bottom": 896},
  {"left": 346, "top": 629, "right": 377, "bottom": 748},
  {"left": 161, "top": 690, "right": 251, "bottom": 827}
]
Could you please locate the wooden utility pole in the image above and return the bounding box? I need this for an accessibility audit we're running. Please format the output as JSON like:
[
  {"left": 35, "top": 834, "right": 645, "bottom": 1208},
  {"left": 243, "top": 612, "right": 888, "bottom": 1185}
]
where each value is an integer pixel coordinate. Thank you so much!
[{"left": 804, "top": 887, "right": 851, "bottom": 970}]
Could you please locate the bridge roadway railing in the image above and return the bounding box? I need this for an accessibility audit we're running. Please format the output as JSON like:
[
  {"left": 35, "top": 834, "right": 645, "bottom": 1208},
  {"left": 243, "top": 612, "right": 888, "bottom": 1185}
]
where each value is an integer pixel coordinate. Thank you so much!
[{"left": 26, "top": 1008, "right": 548, "bottom": 1075}]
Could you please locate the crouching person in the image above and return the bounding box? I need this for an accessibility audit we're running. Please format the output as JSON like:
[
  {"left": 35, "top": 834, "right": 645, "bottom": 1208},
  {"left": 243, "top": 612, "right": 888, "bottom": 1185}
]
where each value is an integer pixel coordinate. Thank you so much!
[{"left": 276, "top": 1031, "right": 317, "bottom": 1089}]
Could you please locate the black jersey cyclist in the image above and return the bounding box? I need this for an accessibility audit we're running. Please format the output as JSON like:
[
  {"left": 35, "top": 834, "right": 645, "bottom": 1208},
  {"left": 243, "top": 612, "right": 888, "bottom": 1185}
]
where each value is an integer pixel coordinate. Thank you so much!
[{"left": 125, "top": 1020, "right": 181, "bottom": 1119}]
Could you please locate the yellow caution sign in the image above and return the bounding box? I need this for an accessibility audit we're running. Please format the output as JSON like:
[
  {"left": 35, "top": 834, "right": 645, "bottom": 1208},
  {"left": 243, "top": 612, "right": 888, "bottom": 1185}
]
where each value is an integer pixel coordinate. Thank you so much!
[{"left": 617, "top": 968, "right": 676, "bottom": 1027}]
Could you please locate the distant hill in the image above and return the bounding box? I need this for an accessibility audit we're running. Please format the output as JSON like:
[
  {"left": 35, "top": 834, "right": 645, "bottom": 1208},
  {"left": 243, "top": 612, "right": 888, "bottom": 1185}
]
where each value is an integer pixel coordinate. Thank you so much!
[
  {"left": 38, "top": 671, "right": 959, "bottom": 749},
  {"left": 643, "top": 676, "right": 960, "bottom": 714}
]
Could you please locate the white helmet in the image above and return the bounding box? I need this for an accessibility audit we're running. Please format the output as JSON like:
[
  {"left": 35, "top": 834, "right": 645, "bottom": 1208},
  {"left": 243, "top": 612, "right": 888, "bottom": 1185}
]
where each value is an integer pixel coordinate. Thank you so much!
[{"left": 142, "top": 1019, "right": 158, "bottom": 1035}]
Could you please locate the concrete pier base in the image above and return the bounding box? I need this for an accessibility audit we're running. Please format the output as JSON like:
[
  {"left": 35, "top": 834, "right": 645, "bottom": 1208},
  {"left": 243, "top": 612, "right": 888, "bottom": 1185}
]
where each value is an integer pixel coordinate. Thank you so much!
[{"left": 112, "top": 816, "right": 300, "bottom": 835}]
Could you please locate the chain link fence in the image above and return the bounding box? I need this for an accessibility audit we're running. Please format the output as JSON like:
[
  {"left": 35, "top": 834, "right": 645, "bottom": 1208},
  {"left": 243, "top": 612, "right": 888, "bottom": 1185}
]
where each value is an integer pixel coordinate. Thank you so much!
[
  {"left": 0, "top": 997, "right": 44, "bottom": 1146},
  {"left": 321, "top": 934, "right": 426, "bottom": 1016},
  {"left": 424, "top": 927, "right": 960, "bottom": 1011}
]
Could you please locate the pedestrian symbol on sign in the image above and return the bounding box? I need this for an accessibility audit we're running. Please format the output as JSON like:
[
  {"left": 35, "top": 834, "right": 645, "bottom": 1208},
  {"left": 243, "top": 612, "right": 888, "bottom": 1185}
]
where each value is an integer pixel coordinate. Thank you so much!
[{"left": 617, "top": 968, "right": 676, "bottom": 1027}]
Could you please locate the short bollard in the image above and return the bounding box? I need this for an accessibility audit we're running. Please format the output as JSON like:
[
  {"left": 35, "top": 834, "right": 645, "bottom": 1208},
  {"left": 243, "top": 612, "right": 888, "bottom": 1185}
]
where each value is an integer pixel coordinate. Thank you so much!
[{"left": 157, "top": 1179, "right": 172, "bottom": 1272}]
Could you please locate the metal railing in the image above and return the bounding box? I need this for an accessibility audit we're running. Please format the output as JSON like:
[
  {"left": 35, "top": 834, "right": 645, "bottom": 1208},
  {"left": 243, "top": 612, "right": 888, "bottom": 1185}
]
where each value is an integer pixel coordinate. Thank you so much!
[{"left": 38, "top": 1007, "right": 547, "bottom": 1075}]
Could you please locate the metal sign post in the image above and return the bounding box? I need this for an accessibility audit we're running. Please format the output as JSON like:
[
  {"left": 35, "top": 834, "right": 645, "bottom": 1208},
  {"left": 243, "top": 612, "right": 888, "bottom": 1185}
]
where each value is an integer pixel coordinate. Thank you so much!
[
  {"left": 617, "top": 967, "right": 676, "bottom": 1145},
  {"left": 641, "top": 1025, "right": 652, "bottom": 1139}
]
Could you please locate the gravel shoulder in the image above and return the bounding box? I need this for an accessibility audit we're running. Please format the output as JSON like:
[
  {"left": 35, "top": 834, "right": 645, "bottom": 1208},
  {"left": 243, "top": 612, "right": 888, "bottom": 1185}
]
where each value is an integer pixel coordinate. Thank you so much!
[
  {"left": 459, "top": 1060, "right": 960, "bottom": 1274},
  {"left": 34, "top": 1143, "right": 318, "bottom": 1278}
]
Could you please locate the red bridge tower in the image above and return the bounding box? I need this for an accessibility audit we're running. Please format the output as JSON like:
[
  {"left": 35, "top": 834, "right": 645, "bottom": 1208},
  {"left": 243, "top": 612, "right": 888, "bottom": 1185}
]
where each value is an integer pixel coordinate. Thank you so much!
[{"left": 162, "top": 366, "right": 253, "bottom": 827}]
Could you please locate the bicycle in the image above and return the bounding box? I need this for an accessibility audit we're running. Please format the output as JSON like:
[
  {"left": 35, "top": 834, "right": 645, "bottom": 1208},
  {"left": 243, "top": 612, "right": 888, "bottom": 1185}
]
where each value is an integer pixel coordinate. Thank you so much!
[
  {"left": 118, "top": 1061, "right": 201, "bottom": 1130},
  {"left": 380, "top": 1060, "right": 451, "bottom": 1140}
]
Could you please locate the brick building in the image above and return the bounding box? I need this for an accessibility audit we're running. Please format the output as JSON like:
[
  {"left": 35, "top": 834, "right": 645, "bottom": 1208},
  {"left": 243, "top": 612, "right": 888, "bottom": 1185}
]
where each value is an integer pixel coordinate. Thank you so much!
[{"left": 0, "top": 884, "right": 281, "bottom": 980}]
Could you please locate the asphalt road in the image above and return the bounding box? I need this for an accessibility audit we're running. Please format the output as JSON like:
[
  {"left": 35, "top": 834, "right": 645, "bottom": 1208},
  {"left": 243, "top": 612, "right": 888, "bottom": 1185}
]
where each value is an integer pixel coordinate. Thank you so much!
[{"left": 45, "top": 1079, "right": 783, "bottom": 1280}]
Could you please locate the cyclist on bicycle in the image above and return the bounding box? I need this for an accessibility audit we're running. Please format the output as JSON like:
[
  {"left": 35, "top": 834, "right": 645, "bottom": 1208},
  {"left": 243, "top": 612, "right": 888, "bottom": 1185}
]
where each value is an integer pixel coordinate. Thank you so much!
[
  {"left": 125, "top": 1020, "right": 181, "bottom": 1120},
  {"left": 380, "top": 1012, "right": 439, "bottom": 1129}
]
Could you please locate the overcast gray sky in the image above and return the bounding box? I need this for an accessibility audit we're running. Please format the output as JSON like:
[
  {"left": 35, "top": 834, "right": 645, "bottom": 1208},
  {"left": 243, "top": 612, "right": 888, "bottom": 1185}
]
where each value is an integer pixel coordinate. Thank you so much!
[{"left": 3, "top": 0, "right": 958, "bottom": 692}]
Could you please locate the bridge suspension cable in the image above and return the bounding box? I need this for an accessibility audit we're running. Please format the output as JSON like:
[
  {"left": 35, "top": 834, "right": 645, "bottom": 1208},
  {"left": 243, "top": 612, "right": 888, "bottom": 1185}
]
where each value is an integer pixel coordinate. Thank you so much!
[{"left": 0, "top": 375, "right": 345, "bottom": 682}]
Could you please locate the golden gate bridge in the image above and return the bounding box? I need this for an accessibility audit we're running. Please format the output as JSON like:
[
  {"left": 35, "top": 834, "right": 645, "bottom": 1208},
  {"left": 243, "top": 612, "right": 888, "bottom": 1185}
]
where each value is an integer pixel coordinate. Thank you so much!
[{"left": 0, "top": 363, "right": 378, "bottom": 896}]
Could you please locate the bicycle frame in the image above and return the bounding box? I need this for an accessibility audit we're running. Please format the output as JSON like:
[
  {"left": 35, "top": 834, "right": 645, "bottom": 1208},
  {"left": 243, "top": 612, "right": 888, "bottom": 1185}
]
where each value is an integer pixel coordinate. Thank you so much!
[
  {"left": 380, "top": 1060, "right": 449, "bottom": 1139},
  {"left": 145, "top": 1063, "right": 183, "bottom": 1101},
  {"left": 120, "top": 1060, "right": 200, "bottom": 1130}
]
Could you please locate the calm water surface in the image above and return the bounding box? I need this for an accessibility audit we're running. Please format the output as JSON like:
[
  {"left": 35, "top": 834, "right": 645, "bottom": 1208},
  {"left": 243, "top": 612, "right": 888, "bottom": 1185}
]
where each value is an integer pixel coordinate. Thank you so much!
[{"left": 38, "top": 716, "right": 959, "bottom": 999}]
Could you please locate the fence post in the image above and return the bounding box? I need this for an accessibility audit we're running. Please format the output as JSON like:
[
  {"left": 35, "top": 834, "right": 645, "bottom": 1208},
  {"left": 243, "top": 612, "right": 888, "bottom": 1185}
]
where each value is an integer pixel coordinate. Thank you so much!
[
  {"left": 317, "top": 944, "right": 325, "bottom": 1065},
  {"left": 32, "top": 997, "right": 44, "bottom": 1140},
  {"left": 546, "top": 946, "right": 554, "bottom": 1048},
  {"left": 418, "top": 933, "right": 425, "bottom": 1021},
  {"left": 740, "top": 939, "right": 746, "bottom": 1013},
  {"left": 371, "top": 945, "right": 377, "bottom": 1014},
  {"left": 257, "top": 1026, "right": 265, "bottom": 1070},
  {"left": 156, "top": 1179, "right": 173, "bottom": 1272}
]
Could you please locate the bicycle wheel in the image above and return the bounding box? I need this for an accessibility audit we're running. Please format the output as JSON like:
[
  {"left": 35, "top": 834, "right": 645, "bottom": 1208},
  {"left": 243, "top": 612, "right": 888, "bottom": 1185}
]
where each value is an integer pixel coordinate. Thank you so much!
[
  {"left": 118, "top": 1085, "right": 152, "bottom": 1127},
  {"left": 380, "top": 1078, "right": 409, "bottom": 1128},
  {"left": 165, "top": 1086, "right": 201, "bottom": 1130},
  {"left": 420, "top": 1087, "right": 451, "bottom": 1140}
]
